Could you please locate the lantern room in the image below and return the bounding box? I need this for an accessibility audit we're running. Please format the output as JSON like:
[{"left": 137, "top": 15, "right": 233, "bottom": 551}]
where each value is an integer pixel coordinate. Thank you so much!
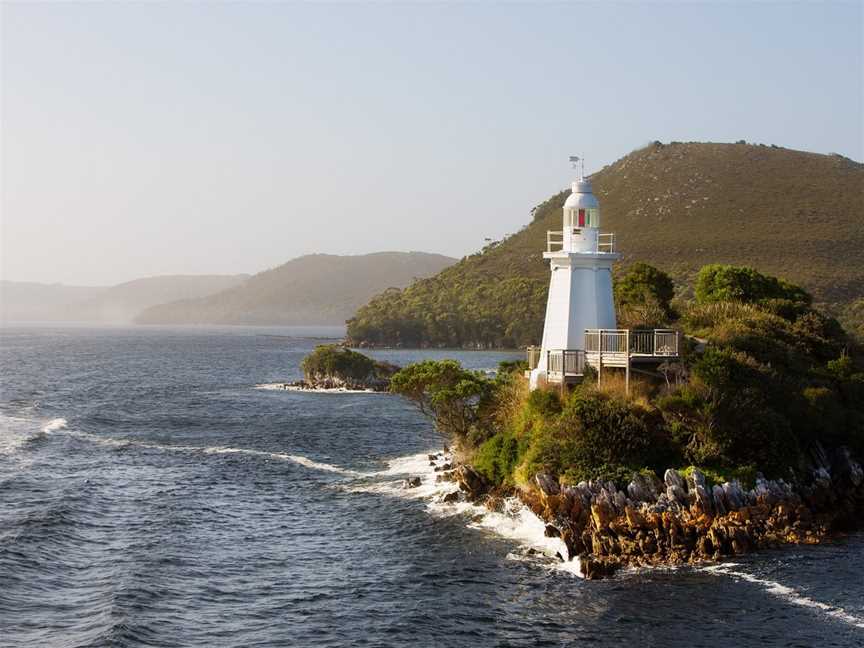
[
  {"left": 560, "top": 178, "right": 604, "bottom": 254},
  {"left": 563, "top": 179, "right": 600, "bottom": 230}
]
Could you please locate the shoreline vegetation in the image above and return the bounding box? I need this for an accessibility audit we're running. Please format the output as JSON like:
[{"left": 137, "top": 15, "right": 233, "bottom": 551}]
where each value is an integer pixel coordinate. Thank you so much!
[{"left": 307, "top": 263, "right": 864, "bottom": 578}]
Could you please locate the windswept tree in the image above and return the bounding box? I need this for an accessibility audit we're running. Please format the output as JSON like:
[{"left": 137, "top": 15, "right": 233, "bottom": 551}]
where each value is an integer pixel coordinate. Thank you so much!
[{"left": 389, "top": 360, "right": 498, "bottom": 443}]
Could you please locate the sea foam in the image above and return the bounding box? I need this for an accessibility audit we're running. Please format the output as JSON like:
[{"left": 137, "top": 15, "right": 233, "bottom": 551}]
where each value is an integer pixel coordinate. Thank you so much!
[
  {"left": 255, "top": 383, "right": 381, "bottom": 394},
  {"left": 41, "top": 418, "right": 68, "bottom": 433},
  {"left": 348, "top": 449, "right": 581, "bottom": 574},
  {"left": 703, "top": 563, "right": 864, "bottom": 629}
]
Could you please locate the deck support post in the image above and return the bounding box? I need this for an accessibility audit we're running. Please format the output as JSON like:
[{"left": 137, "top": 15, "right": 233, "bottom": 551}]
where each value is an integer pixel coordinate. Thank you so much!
[{"left": 625, "top": 329, "right": 630, "bottom": 394}]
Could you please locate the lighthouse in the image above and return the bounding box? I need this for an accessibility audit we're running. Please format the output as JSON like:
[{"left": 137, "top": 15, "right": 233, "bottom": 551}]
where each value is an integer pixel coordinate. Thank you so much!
[{"left": 529, "top": 162, "right": 620, "bottom": 389}]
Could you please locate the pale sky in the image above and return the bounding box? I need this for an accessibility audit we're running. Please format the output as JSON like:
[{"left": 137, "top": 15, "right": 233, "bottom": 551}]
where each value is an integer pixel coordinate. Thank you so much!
[{"left": 1, "top": 1, "right": 861, "bottom": 286}]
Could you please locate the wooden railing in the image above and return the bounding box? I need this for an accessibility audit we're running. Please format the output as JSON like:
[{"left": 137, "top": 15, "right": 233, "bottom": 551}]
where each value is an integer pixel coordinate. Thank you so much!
[
  {"left": 585, "top": 329, "right": 679, "bottom": 357},
  {"left": 547, "top": 349, "right": 585, "bottom": 381},
  {"left": 526, "top": 345, "right": 541, "bottom": 370}
]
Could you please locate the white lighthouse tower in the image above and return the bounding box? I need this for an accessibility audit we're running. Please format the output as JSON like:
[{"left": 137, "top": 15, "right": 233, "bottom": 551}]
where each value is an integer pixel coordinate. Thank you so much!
[{"left": 529, "top": 161, "right": 620, "bottom": 389}]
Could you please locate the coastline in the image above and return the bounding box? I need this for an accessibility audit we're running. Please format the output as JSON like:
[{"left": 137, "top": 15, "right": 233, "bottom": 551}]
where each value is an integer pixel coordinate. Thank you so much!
[{"left": 513, "top": 446, "right": 864, "bottom": 579}]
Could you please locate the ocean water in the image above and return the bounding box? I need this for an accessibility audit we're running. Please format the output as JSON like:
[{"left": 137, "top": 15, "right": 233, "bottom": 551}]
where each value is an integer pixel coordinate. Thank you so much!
[{"left": 1, "top": 324, "right": 862, "bottom": 648}]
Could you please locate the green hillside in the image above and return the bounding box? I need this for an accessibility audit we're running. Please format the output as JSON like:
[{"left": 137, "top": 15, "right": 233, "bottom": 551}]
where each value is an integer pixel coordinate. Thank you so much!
[
  {"left": 347, "top": 142, "right": 863, "bottom": 348},
  {"left": 135, "top": 252, "right": 455, "bottom": 326}
]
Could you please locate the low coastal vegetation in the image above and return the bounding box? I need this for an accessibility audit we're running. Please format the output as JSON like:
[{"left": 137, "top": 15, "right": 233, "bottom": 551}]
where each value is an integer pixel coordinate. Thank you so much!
[{"left": 388, "top": 263, "right": 864, "bottom": 576}]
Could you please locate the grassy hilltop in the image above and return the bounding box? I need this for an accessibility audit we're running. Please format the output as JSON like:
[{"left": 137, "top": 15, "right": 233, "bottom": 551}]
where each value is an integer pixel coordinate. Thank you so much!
[{"left": 347, "top": 142, "right": 863, "bottom": 348}]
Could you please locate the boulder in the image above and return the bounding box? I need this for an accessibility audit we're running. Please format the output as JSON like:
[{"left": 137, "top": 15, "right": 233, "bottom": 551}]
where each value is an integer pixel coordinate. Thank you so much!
[
  {"left": 591, "top": 492, "right": 616, "bottom": 530},
  {"left": 666, "top": 484, "right": 687, "bottom": 505},
  {"left": 812, "top": 467, "right": 832, "bottom": 490},
  {"left": 664, "top": 469, "right": 686, "bottom": 490},
  {"left": 534, "top": 473, "right": 560, "bottom": 497},
  {"left": 712, "top": 485, "right": 728, "bottom": 515},
  {"left": 831, "top": 447, "right": 864, "bottom": 488},
  {"left": 693, "top": 484, "right": 714, "bottom": 515},
  {"left": 628, "top": 473, "right": 661, "bottom": 502},
  {"left": 484, "top": 495, "right": 506, "bottom": 513},
  {"left": 402, "top": 476, "right": 421, "bottom": 489},
  {"left": 686, "top": 468, "right": 708, "bottom": 494},
  {"left": 580, "top": 556, "right": 619, "bottom": 580},
  {"left": 442, "top": 491, "right": 461, "bottom": 504},
  {"left": 722, "top": 481, "right": 745, "bottom": 510},
  {"left": 456, "top": 465, "right": 489, "bottom": 501},
  {"left": 612, "top": 490, "right": 628, "bottom": 513}
]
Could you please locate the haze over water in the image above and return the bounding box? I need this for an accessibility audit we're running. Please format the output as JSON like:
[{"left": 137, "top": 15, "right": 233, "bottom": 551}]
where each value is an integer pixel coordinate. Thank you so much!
[{"left": 1, "top": 325, "right": 862, "bottom": 647}]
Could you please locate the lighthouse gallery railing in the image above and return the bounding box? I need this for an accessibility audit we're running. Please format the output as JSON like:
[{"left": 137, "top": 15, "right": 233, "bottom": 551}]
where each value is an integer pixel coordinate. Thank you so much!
[{"left": 546, "top": 231, "right": 615, "bottom": 254}]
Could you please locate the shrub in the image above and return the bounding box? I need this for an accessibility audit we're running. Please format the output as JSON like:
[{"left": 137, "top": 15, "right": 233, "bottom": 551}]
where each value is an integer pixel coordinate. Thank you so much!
[
  {"left": 802, "top": 386, "right": 846, "bottom": 443},
  {"left": 516, "top": 389, "right": 663, "bottom": 484},
  {"left": 526, "top": 388, "right": 562, "bottom": 417},
  {"left": 695, "top": 264, "right": 811, "bottom": 306},
  {"left": 497, "top": 359, "right": 528, "bottom": 375},
  {"left": 473, "top": 428, "right": 526, "bottom": 486}
]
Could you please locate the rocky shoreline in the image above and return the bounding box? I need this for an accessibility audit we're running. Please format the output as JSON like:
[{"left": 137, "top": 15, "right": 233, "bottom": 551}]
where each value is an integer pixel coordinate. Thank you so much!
[
  {"left": 274, "top": 377, "right": 390, "bottom": 392},
  {"left": 422, "top": 445, "right": 864, "bottom": 579}
]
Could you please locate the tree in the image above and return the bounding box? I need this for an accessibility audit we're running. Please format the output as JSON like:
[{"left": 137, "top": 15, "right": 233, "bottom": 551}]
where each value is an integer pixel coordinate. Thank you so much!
[
  {"left": 616, "top": 263, "right": 674, "bottom": 310},
  {"left": 389, "top": 360, "right": 497, "bottom": 441}
]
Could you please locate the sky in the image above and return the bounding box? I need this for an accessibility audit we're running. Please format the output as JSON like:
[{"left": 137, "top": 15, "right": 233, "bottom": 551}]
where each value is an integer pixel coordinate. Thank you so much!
[{"left": 1, "top": 1, "right": 861, "bottom": 286}]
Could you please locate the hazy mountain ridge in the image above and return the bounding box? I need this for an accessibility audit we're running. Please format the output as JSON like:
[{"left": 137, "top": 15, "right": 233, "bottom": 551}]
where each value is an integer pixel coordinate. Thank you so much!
[
  {"left": 346, "top": 142, "right": 864, "bottom": 348},
  {"left": 134, "top": 252, "right": 456, "bottom": 325},
  {"left": 1, "top": 275, "right": 250, "bottom": 323}
]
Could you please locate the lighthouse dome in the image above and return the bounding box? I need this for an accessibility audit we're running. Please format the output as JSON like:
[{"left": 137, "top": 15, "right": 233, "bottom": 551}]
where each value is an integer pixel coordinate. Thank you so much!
[{"left": 564, "top": 179, "right": 599, "bottom": 209}]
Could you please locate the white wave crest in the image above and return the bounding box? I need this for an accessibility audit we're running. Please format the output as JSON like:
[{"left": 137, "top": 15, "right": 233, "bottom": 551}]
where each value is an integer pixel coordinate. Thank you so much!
[
  {"left": 346, "top": 450, "right": 581, "bottom": 575},
  {"left": 27, "top": 423, "right": 373, "bottom": 479},
  {"left": 255, "top": 383, "right": 382, "bottom": 394},
  {"left": 703, "top": 564, "right": 864, "bottom": 629},
  {"left": 41, "top": 418, "right": 67, "bottom": 433}
]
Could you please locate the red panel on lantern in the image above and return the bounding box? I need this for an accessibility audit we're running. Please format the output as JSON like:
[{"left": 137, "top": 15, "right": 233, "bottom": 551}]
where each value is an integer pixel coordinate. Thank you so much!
[{"left": 578, "top": 209, "right": 586, "bottom": 227}]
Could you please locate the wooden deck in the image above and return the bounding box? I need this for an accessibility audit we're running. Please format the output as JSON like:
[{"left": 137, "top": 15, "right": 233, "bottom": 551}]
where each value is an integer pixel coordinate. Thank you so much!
[{"left": 528, "top": 329, "right": 680, "bottom": 392}]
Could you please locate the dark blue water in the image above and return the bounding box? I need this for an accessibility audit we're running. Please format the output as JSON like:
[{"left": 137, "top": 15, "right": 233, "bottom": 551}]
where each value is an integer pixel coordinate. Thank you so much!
[{"left": 1, "top": 325, "right": 863, "bottom": 647}]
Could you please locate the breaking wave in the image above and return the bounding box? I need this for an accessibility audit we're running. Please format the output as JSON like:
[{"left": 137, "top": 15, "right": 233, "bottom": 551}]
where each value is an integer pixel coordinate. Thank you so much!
[
  {"left": 347, "top": 450, "right": 581, "bottom": 574},
  {"left": 703, "top": 563, "right": 864, "bottom": 629},
  {"left": 41, "top": 417, "right": 68, "bottom": 433},
  {"left": 33, "top": 419, "right": 374, "bottom": 478},
  {"left": 255, "top": 383, "right": 382, "bottom": 394}
]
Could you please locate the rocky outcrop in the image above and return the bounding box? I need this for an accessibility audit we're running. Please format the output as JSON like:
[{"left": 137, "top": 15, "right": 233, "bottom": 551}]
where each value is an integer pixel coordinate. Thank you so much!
[
  {"left": 288, "top": 346, "right": 400, "bottom": 391},
  {"left": 455, "top": 465, "right": 490, "bottom": 502},
  {"left": 296, "top": 369, "right": 396, "bottom": 392},
  {"left": 519, "top": 444, "right": 864, "bottom": 579}
]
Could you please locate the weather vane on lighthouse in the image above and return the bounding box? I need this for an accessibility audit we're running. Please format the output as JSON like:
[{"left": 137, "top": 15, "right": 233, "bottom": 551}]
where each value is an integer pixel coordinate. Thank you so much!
[{"left": 569, "top": 154, "right": 585, "bottom": 178}]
